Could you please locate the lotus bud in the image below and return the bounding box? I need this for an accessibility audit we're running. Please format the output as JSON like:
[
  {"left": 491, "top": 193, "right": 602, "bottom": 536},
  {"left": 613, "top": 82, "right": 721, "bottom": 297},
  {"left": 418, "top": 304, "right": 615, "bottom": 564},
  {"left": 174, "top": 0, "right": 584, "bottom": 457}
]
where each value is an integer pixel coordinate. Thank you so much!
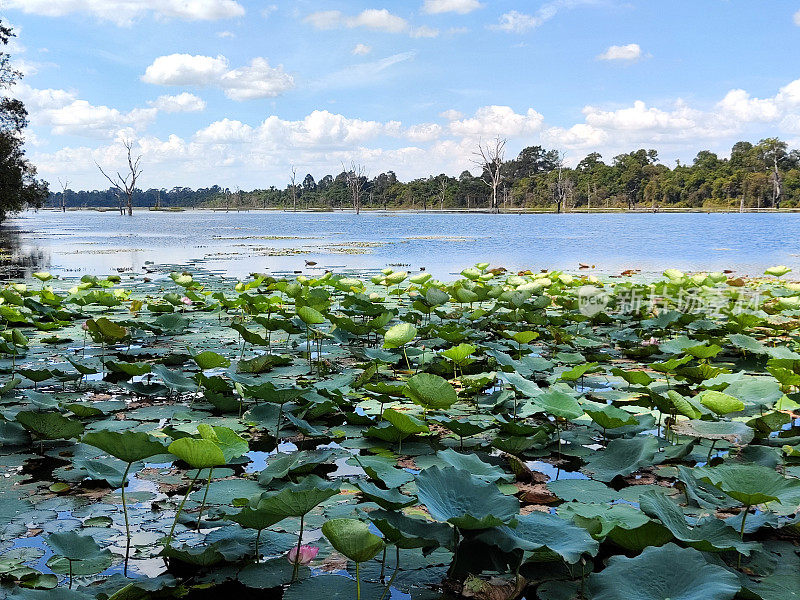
[{"left": 287, "top": 545, "right": 319, "bottom": 565}]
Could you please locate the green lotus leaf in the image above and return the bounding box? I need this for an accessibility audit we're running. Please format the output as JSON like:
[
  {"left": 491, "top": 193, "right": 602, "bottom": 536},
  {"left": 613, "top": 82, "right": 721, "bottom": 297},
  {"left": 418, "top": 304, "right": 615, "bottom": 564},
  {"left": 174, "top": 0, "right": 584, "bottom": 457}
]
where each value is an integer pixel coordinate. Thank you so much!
[
  {"left": 368, "top": 508, "right": 453, "bottom": 551},
  {"left": 639, "top": 490, "right": 758, "bottom": 554},
  {"left": 197, "top": 424, "right": 248, "bottom": 462},
  {"left": 765, "top": 265, "right": 791, "bottom": 277},
  {"left": 532, "top": 389, "right": 584, "bottom": 420},
  {"left": 251, "top": 475, "right": 339, "bottom": 518},
  {"left": 297, "top": 306, "right": 325, "bottom": 325},
  {"left": 671, "top": 420, "right": 754, "bottom": 445},
  {"left": 667, "top": 390, "right": 703, "bottom": 419},
  {"left": 151, "top": 364, "right": 197, "bottom": 393},
  {"left": 610, "top": 368, "right": 654, "bottom": 387},
  {"left": 699, "top": 391, "right": 745, "bottom": 415},
  {"left": 404, "top": 373, "right": 457, "bottom": 409},
  {"left": 583, "top": 436, "right": 659, "bottom": 482},
  {"left": 437, "top": 448, "right": 510, "bottom": 482},
  {"left": 354, "top": 480, "right": 417, "bottom": 510},
  {"left": 441, "top": 343, "right": 477, "bottom": 363},
  {"left": 382, "top": 408, "right": 429, "bottom": 435},
  {"left": 82, "top": 430, "right": 167, "bottom": 464},
  {"left": 415, "top": 466, "right": 519, "bottom": 530},
  {"left": 168, "top": 438, "right": 226, "bottom": 469},
  {"left": 16, "top": 411, "right": 84, "bottom": 440},
  {"left": 477, "top": 511, "right": 599, "bottom": 563},
  {"left": 583, "top": 401, "right": 636, "bottom": 430},
  {"left": 192, "top": 350, "right": 231, "bottom": 370},
  {"left": 694, "top": 463, "right": 800, "bottom": 506},
  {"left": 383, "top": 322, "right": 417, "bottom": 348},
  {"left": 283, "top": 575, "right": 385, "bottom": 600},
  {"left": 587, "top": 543, "right": 740, "bottom": 600},
  {"left": 348, "top": 454, "right": 414, "bottom": 488},
  {"left": 322, "top": 518, "right": 384, "bottom": 563}
]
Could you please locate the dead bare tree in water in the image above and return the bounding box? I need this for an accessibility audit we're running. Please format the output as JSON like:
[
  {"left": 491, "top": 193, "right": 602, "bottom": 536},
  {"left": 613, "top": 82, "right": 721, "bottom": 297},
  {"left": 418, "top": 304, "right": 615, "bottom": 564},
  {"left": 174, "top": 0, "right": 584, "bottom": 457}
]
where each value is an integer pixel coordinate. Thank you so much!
[
  {"left": 289, "top": 166, "right": 298, "bottom": 212},
  {"left": 344, "top": 161, "right": 367, "bottom": 215},
  {"left": 57, "top": 178, "right": 68, "bottom": 212},
  {"left": 472, "top": 137, "right": 506, "bottom": 213},
  {"left": 96, "top": 139, "right": 142, "bottom": 216}
]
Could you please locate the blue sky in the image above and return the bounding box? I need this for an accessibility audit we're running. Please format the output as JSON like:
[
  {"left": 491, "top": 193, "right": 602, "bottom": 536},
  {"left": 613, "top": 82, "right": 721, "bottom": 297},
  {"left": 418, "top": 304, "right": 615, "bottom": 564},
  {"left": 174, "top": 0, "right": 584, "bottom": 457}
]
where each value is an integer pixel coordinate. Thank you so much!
[{"left": 4, "top": 0, "right": 800, "bottom": 190}]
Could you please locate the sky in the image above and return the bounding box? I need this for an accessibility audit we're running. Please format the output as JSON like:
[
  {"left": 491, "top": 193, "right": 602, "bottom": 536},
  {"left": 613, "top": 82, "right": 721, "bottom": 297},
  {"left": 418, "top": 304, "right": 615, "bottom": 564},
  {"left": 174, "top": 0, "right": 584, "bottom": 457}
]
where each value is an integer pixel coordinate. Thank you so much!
[{"left": 3, "top": 0, "right": 800, "bottom": 191}]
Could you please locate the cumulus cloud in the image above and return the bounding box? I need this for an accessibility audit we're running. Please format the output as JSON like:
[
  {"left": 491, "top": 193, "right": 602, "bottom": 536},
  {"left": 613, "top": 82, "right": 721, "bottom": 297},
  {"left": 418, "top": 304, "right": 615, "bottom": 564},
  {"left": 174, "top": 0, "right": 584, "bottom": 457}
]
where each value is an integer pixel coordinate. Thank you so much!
[
  {"left": 149, "top": 93, "right": 207, "bottom": 113},
  {"left": 411, "top": 26, "right": 440, "bottom": 38},
  {"left": 142, "top": 54, "right": 294, "bottom": 100},
  {"left": 16, "top": 84, "right": 157, "bottom": 138},
  {"left": 22, "top": 76, "right": 800, "bottom": 189},
  {"left": 305, "top": 8, "right": 409, "bottom": 34},
  {"left": 352, "top": 44, "right": 372, "bottom": 56},
  {"left": 6, "top": 0, "right": 245, "bottom": 27},
  {"left": 448, "top": 105, "right": 545, "bottom": 137},
  {"left": 794, "top": 10, "right": 800, "bottom": 26},
  {"left": 422, "top": 0, "right": 482, "bottom": 15},
  {"left": 597, "top": 43, "right": 644, "bottom": 62}
]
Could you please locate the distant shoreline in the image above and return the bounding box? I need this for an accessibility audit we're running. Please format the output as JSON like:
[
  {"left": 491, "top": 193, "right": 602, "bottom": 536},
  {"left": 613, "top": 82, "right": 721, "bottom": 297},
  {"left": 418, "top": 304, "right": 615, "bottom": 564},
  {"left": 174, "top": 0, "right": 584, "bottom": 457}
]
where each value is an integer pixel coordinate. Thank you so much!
[{"left": 30, "top": 206, "right": 800, "bottom": 215}]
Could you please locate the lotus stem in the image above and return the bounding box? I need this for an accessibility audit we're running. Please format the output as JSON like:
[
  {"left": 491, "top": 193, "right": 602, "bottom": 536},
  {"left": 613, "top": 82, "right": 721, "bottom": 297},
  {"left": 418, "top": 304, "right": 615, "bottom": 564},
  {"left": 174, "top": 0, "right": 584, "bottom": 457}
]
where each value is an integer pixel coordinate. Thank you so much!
[
  {"left": 292, "top": 513, "right": 305, "bottom": 582},
  {"left": 165, "top": 470, "right": 200, "bottom": 550},
  {"left": 121, "top": 461, "right": 132, "bottom": 576},
  {"left": 196, "top": 467, "right": 213, "bottom": 531},
  {"left": 255, "top": 528, "right": 261, "bottom": 563},
  {"left": 378, "top": 546, "right": 400, "bottom": 600},
  {"left": 738, "top": 505, "right": 750, "bottom": 568},
  {"left": 356, "top": 561, "right": 362, "bottom": 600}
]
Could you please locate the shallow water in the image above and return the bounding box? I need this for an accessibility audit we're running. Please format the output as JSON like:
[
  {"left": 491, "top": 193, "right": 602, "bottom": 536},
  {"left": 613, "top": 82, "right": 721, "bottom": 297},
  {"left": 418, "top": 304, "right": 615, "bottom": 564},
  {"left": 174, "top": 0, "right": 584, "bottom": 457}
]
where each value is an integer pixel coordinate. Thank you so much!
[{"left": 4, "top": 209, "right": 800, "bottom": 279}]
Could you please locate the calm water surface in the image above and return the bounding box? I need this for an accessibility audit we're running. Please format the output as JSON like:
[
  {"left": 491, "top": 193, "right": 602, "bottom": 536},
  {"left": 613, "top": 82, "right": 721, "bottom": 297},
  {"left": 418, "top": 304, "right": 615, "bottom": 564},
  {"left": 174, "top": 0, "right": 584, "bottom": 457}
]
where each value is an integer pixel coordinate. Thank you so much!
[{"left": 4, "top": 209, "right": 800, "bottom": 279}]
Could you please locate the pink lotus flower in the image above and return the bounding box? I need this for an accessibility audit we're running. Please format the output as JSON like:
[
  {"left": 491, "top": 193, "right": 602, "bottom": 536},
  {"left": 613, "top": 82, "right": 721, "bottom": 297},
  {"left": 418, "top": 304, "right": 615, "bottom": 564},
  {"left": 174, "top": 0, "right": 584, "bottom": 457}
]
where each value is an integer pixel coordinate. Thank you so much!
[
  {"left": 81, "top": 321, "right": 89, "bottom": 331},
  {"left": 181, "top": 297, "right": 193, "bottom": 306},
  {"left": 287, "top": 545, "right": 318, "bottom": 565},
  {"left": 642, "top": 337, "right": 660, "bottom": 346}
]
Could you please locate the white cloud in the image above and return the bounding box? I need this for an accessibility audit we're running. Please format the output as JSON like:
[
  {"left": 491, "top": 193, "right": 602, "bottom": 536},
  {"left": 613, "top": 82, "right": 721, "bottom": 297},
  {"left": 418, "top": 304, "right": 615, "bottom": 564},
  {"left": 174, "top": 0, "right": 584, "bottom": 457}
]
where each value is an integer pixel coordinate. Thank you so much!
[
  {"left": 261, "top": 5, "right": 278, "bottom": 18},
  {"left": 149, "top": 93, "right": 207, "bottom": 113},
  {"left": 219, "top": 58, "right": 295, "bottom": 100},
  {"left": 216, "top": 30, "right": 235, "bottom": 38},
  {"left": 142, "top": 54, "right": 228, "bottom": 86},
  {"left": 491, "top": 10, "right": 541, "bottom": 33},
  {"left": 16, "top": 84, "right": 157, "bottom": 138},
  {"left": 24, "top": 76, "right": 800, "bottom": 189},
  {"left": 305, "top": 9, "right": 409, "bottom": 34},
  {"left": 411, "top": 26, "right": 440, "bottom": 38},
  {"left": 439, "top": 109, "right": 463, "bottom": 120},
  {"left": 142, "top": 54, "right": 294, "bottom": 100},
  {"left": 448, "top": 105, "right": 545, "bottom": 137},
  {"left": 794, "top": 10, "right": 800, "bottom": 26},
  {"left": 597, "top": 43, "right": 644, "bottom": 62},
  {"left": 405, "top": 123, "right": 443, "bottom": 142},
  {"left": 491, "top": 1, "right": 600, "bottom": 34},
  {"left": 6, "top": 0, "right": 245, "bottom": 27},
  {"left": 311, "top": 52, "right": 416, "bottom": 91},
  {"left": 352, "top": 44, "right": 372, "bottom": 56},
  {"left": 422, "top": 0, "right": 482, "bottom": 15}
]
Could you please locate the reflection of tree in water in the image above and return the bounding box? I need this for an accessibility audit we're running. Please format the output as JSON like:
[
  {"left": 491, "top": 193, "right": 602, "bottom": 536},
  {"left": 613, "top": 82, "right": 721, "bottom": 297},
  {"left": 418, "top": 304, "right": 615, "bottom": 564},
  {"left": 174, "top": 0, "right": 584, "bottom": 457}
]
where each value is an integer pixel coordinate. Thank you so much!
[{"left": 0, "top": 225, "right": 48, "bottom": 279}]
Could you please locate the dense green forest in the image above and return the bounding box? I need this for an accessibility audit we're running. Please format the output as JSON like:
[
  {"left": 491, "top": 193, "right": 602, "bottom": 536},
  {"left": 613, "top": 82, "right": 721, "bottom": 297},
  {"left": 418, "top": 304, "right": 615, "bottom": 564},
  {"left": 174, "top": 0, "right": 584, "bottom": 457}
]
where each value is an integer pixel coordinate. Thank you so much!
[
  {"left": 47, "top": 138, "right": 800, "bottom": 213},
  {"left": 48, "top": 138, "right": 800, "bottom": 213}
]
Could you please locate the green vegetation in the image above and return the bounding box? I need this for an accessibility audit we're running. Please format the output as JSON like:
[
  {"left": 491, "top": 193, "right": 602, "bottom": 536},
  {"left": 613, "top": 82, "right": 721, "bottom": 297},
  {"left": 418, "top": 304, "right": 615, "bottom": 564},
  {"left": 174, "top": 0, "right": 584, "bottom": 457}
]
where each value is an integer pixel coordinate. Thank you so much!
[
  {"left": 0, "top": 264, "right": 799, "bottom": 599},
  {"left": 49, "top": 139, "right": 800, "bottom": 212},
  {"left": 0, "top": 21, "right": 48, "bottom": 222}
]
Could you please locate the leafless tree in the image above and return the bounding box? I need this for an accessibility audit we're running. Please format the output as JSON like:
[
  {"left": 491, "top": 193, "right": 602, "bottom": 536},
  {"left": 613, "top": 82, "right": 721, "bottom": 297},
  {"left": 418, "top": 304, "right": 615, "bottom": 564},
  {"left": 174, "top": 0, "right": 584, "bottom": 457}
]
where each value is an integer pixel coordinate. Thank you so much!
[
  {"left": 289, "top": 166, "right": 298, "bottom": 212},
  {"left": 344, "top": 161, "right": 367, "bottom": 215},
  {"left": 57, "top": 178, "right": 69, "bottom": 212},
  {"left": 555, "top": 151, "right": 567, "bottom": 213},
  {"left": 96, "top": 139, "right": 142, "bottom": 216},
  {"left": 438, "top": 177, "right": 448, "bottom": 211},
  {"left": 472, "top": 137, "right": 506, "bottom": 213}
]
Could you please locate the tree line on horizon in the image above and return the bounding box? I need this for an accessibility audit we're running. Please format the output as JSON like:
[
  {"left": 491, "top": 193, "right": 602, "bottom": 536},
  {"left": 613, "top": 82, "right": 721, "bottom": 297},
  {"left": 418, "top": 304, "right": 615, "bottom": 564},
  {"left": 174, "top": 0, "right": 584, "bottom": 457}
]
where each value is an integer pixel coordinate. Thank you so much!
[{"left": 48, "top": 137, "right": 800, "bottom": 213}]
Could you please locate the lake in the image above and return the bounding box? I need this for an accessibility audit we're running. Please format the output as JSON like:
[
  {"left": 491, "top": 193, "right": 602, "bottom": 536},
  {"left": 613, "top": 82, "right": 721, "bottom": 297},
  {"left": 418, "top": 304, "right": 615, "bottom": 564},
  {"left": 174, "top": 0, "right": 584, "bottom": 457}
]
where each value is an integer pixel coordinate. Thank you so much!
[{"left": 4, "top": 209, "right": 800, "bottom": 279}]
